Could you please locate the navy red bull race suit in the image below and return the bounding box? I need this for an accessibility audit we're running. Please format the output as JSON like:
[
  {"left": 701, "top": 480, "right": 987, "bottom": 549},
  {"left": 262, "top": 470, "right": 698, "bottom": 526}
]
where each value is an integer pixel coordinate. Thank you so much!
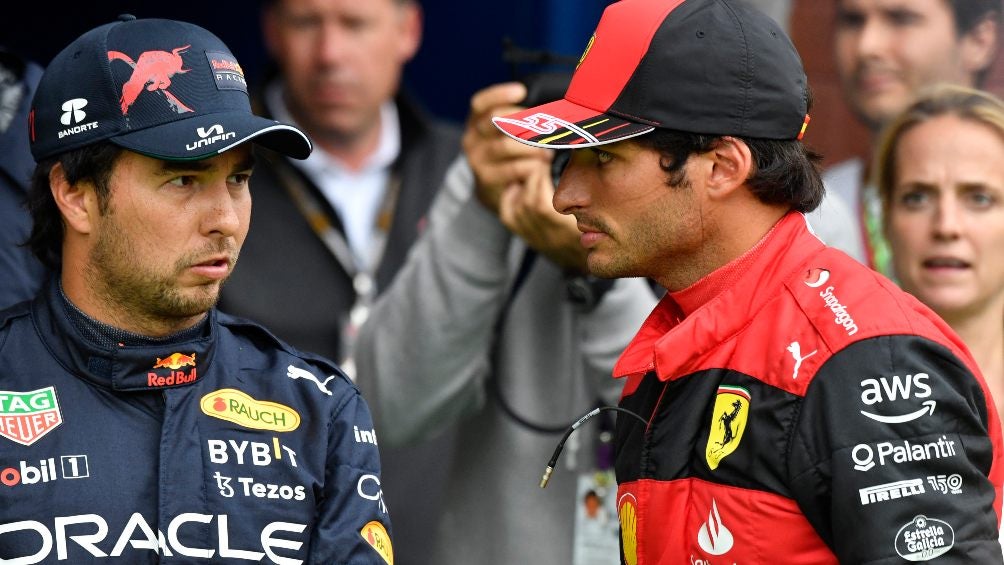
[
  {"left": 613, "top": 212, "right": 1004, "bottom": 564},
  {"left": 0, "top": 281, "right": 392, "bottom": 564}
]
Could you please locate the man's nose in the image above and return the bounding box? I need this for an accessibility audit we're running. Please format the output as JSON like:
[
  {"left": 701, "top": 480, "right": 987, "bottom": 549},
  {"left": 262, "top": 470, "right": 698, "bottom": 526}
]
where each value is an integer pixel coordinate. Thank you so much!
[
  {"left": 201, "top": 181, "right": 243, "bottom": 238},
  {"left": 553, "top": 154, "right": 591, "bottom": 216},
  {"left": 932, "top": 195, "right": 962, "bottom": 241}
]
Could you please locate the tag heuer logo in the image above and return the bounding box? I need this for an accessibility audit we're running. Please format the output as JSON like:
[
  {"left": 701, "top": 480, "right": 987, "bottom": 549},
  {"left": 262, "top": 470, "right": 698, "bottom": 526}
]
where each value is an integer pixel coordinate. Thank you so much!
[{"left": 0, "top": 387, "right": 63, "bottom": 446}]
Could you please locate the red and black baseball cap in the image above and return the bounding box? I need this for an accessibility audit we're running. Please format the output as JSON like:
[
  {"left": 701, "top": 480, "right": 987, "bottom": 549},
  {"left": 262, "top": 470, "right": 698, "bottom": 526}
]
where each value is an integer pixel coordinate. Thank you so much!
[
  {"left": 493, "top": 0, "right": 810, "bottom": 148},
  {"left": 29, "top": 15, "right": 312, "bottom": 162}
]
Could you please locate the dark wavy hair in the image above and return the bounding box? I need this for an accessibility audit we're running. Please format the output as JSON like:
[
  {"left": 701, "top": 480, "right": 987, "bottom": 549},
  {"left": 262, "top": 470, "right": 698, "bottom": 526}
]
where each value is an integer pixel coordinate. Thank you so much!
[
  {"left": 950, "top": 0, "right": 1004, "bottom": 86},
  {"left": 26, "top": 142, "right": 122, "bottom": 270},
  {"left": 632, "top": 131, "right": 825, "bottom": 213}
]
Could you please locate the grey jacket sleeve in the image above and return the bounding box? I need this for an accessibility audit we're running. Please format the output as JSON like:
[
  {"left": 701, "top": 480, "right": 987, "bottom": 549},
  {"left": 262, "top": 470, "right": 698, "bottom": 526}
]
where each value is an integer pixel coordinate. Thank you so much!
[
  {"left": 576, "top": 276, "right": 659, "bottom": 407},
  {"left": 353, "top": 158, "right": 515, "bottom": 445},
  {"left": 354, "top": 157, "right": 657, "bottom": 445}
]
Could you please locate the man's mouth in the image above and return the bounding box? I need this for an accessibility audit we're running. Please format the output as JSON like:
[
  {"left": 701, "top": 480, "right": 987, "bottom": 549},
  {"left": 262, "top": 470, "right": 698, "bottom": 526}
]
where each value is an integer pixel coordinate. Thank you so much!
[{"left": 923, "top": 257, "right": 970, "bottom": 269}]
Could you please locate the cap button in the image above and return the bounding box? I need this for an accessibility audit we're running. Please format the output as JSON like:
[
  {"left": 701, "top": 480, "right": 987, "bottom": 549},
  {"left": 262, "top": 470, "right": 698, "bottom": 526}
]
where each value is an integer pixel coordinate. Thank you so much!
[{"left": 117, "top": 14, "right": 137, "bottom": 21}]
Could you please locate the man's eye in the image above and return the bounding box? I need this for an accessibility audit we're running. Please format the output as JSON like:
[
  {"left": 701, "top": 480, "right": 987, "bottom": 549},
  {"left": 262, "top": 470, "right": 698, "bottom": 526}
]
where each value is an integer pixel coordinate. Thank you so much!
[
  {"left": 965, "top": 190, "right": 997, "bottom": 209},
  {"left": 285, "top": 14, "right": 321, "bottom": 31},
  {"left": 835, "top": 10, "right": 865, "bottom": 30},
  {"left": 228, "top": 173, "right": 251, "bottom": 185},
  {"left": 168, "top": 176, "right": 196, "bottom": 188},
  {"left": 887, "top": 10, "right": 921, "bottom": 27},
  {"left": 899, "top": 190, "right": 928, "bottom": 208},
  {"left": 595, "top": 150, "right": 613, "bottom": 165},
  {"left": 342, "top": 15, "right": 370, "bottom": 32}
]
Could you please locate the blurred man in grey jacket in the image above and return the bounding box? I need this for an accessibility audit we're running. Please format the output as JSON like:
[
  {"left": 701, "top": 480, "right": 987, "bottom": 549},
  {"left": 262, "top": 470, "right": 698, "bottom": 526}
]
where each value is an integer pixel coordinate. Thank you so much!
[{"left": 355, "top": 83, "right": 657, "bottom": 564}]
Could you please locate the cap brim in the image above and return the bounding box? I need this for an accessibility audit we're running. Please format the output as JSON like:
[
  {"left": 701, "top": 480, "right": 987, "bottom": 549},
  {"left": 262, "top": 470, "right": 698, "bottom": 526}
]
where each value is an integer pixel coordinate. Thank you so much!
[
  {"left": 110, "top": 111, "right": 312, "bottom": 161},
  {"left": 492, "top": 98, "right": 654, "bottom": 149}
]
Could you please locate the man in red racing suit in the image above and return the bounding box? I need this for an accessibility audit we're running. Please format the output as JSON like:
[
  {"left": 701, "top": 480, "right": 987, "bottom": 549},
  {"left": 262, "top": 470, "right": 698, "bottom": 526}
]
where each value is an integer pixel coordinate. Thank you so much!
[
  {"left": 613, "top": 212, "right": 1003, "bottom": 563},
  {"left": 490, "top": 0, "right": 1004, "bottom": 562}
]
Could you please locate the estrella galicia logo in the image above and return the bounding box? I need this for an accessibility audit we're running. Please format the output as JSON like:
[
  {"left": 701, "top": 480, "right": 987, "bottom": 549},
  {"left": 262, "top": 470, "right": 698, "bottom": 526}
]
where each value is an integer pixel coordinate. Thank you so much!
[
  {"left": 705, "top": 385, "right": 750, "bottom": 471},
  {"left": 895, "top": 515, "right": 954, "bottom": 561},
  {"left": 108, "top": 46, "right": 193, "bottom": 115}
]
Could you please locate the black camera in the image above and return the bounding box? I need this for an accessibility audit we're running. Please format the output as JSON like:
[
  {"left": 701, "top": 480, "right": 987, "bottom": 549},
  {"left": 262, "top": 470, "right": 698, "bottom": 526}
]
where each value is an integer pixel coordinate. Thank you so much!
[
  {"left": 501, "top": 38, "right": 575, "bottom": 107},
  {"left": 520, "top": 71, "right": 573, "bottom": 107}
]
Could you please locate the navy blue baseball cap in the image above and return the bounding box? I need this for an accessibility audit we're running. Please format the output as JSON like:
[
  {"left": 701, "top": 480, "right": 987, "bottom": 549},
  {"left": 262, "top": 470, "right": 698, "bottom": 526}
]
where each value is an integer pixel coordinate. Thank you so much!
[{"left": 29, "top": 15, "right": 312, "bottom": 162}]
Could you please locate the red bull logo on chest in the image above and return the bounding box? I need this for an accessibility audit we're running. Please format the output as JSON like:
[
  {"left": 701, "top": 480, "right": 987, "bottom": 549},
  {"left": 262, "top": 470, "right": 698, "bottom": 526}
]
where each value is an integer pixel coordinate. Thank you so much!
[
  {"left": 0, "top": 387, "right": 62, "bottom": 446},
  {"left": 148, "top": 352, "right": 197, "bottom": 387}
]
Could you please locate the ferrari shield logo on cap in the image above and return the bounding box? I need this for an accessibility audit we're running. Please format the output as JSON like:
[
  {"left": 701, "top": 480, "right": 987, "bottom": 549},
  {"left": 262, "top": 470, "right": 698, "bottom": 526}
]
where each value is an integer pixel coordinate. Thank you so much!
[
  {"left": 705, "top": 385, "right": 750, "bottom": 470},
  {"left": 578, "top": 34, "right": 596, "bottom": 68}
]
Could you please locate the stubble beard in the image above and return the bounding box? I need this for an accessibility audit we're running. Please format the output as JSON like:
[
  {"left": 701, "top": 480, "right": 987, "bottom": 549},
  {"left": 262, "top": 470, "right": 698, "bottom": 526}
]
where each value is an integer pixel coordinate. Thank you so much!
[{"left": 86, "top": 216, "right": 229, "bottom": 332}]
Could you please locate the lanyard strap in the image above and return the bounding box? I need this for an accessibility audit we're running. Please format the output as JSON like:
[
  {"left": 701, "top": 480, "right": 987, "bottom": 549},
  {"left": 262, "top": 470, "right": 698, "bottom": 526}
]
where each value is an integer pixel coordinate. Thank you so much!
[
  {"left": 274, "top": 157, "right": 401, "bottom": 277},
  {"left": 270, "top": 156, "right": 401, "bottom": 375}
]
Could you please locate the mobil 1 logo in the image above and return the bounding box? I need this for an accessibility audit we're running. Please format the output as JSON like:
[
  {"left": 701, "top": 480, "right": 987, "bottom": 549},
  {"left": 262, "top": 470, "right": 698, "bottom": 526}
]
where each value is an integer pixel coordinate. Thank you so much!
[{"left": 2, "top": 455, "right": 89, "bottom": 487}]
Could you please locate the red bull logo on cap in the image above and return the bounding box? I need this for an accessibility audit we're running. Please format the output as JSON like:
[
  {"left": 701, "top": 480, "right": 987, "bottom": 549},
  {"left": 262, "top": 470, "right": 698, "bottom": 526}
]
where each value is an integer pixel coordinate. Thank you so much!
[
  {"left": 206, "top": 51, "right": 247, "bottom": 93},
  {"left": 148, "top": 353, "right": 197, "bottom": 387},
  {"left": 108, "top": 46, "right": 194, "bottom": 115}
]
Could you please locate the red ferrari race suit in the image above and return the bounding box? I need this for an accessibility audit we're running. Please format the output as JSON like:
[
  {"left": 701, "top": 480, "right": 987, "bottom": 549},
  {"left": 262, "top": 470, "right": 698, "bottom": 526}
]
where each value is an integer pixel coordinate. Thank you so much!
[{"left": 614, "top": 212, "right": 1003, "bottom": 564}]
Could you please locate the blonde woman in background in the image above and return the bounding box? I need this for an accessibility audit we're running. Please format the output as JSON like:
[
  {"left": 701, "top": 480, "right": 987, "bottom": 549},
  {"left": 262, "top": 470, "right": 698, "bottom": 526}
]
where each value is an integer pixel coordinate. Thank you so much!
[{"left": 874, "top": 84, "right": 1004, "bottom": 422}]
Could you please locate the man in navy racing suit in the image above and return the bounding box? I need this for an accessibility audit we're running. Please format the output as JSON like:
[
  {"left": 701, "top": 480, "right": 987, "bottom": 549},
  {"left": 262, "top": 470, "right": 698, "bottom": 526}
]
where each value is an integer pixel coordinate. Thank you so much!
[{"left": 0, "top": 16, "right": 392, "bottom": 564}]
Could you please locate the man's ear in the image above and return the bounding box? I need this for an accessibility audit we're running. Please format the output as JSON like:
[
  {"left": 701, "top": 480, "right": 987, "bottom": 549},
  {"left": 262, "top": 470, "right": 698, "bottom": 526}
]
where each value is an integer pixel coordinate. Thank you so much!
[
  {"left": 260, "top": 4, "right": 283, "bottom": 62},
  {"left": 396, "top": 1, "right": 423, "bottom": 63},
  {"left": 50, "top": 163, "right": 98, "bottom": 235},
  {"left": 705, "top": 136, "right": 753, "bottom": 200},
  {"left": 960, "top": 14, "right": 999, "bottom": 81}
]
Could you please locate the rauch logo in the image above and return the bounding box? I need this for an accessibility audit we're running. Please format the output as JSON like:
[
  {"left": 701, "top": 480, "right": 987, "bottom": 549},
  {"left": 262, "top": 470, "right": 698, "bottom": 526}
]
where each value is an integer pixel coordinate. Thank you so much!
[
  {"left": 200, "top": 389, "right": 300, "bottom": 432},
  {"left": 0, "top": 387, "right": 62, "bottom": 446},
  {"left": 360, "top": 521, "right": 393, "bottom": 565}
]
